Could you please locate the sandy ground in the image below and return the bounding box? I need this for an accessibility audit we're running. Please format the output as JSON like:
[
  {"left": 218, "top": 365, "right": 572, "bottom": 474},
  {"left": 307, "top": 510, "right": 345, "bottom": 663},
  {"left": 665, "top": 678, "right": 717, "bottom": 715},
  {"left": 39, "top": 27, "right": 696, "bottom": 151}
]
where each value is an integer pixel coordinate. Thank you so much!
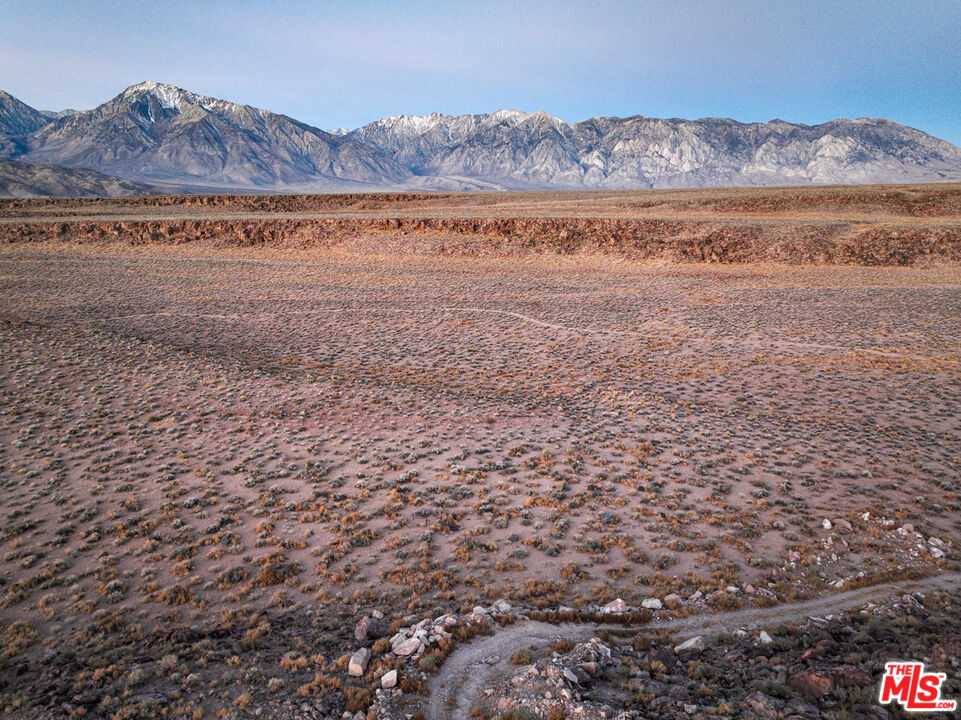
[{"left": 0, "top": 186, "right": 959, "bottom": 719}]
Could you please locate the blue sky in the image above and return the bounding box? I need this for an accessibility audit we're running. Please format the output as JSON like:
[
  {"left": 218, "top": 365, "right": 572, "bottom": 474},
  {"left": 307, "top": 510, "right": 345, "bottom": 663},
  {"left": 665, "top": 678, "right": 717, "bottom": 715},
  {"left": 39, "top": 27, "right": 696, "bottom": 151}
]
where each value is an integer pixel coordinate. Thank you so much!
[{"left": 2, "top": 0, "right": 959, "bottom": 144}]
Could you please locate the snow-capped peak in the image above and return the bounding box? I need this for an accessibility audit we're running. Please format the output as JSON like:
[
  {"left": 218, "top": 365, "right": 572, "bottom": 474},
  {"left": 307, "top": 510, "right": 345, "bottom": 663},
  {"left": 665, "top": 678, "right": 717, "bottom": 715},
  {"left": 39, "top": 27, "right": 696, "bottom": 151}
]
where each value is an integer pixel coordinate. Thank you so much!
[
  {"left": 371, "top": 113, "right": 454, "bottom": 135},
  {"left": 487, "top": 109, "right": 568, "bottom": 129},
  {"left": 488, "top": 109, "right": 530, "bottom": 123},
  {"left": 122, "top": 81, "right": 194, "bottom": 110},
  {"left": 119, "top": 82, "right": 248, "bottom": 117}
]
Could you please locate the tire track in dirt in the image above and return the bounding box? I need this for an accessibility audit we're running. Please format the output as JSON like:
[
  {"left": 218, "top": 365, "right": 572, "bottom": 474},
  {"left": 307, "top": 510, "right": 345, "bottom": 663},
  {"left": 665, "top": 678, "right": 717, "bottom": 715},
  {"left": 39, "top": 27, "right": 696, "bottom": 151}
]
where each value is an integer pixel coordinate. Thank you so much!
[
  {"left": 443, "top": 306, "right": 922, "bottom": 359},
  {"left": 426, "top": 572, "right": 961, "bottom": 720}
]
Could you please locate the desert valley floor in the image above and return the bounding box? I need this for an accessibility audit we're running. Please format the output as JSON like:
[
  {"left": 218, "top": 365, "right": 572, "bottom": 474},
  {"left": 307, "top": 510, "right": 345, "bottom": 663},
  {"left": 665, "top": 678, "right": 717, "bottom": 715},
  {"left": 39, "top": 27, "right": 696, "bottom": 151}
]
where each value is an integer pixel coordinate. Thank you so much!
[{"left": 0, "top": 186, "right": 959, "bottom": 719}]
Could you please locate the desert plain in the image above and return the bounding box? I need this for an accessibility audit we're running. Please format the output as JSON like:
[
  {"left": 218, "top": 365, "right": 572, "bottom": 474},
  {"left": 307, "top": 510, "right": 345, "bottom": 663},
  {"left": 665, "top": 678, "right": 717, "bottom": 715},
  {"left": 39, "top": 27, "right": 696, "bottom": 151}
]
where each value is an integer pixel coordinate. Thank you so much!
[{"left": 0, "top": 185, "right": 959, "bottom": 720}]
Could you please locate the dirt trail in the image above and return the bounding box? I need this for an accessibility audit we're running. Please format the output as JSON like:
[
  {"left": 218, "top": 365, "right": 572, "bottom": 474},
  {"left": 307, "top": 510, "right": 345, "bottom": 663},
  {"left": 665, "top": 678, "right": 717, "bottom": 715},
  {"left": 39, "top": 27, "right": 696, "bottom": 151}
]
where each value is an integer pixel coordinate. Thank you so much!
[
  {"left": 93, "top": 303, "right": 928, "bottom": 360},
  {"left": 426, "top": 572, "right": 961, "bottom": 720},
  {"left": 444, "top": 306, "right": 924, "bottom": 359}
]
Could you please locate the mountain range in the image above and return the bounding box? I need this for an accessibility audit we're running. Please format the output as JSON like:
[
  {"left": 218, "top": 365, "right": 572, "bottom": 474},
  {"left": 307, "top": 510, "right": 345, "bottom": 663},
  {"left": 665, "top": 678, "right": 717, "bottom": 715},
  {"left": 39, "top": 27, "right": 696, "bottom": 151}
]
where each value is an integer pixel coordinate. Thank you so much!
[
  {"left": 0, "top": 160, "right": 155, "bottom": 198},
  {"left": 2, "top": 82, "right": 961, "bottom": 197}
]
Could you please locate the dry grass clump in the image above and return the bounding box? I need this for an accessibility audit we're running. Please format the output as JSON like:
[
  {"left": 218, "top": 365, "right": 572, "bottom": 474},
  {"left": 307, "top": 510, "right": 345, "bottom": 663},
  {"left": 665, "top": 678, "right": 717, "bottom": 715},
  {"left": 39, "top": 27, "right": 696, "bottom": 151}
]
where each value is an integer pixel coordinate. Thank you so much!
[
  {"left": 1, "top": 621, "right": 38, "bottom": 659},
  {"left": 0, "top": 195, "right": 958, "bottom": 716},
  {"left": 296, "top": 672, "right": 341, "bottom": 697}
]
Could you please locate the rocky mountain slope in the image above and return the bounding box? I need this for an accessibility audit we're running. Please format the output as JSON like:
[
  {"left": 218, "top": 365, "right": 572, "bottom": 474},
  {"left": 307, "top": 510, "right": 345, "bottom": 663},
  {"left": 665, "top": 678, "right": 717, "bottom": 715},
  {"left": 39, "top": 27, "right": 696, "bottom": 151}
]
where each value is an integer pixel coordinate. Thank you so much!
[
  {"left": 2, "top": 82, "right": 410, "bottom": 190},
  {"left": 0, "top": 90, "right": 54, "bottom": 136},
  {"left": 2, "top": 83, "right": 961, "bottom": 193},
  {"left": 0, "top": 160, "right": 155, "bottom": 198},
  {"left": 0, "top": 90, "right": 58, "bottom": 161},
  {"left": 347, "top": 110, "right": 961, "bottom": 189}
]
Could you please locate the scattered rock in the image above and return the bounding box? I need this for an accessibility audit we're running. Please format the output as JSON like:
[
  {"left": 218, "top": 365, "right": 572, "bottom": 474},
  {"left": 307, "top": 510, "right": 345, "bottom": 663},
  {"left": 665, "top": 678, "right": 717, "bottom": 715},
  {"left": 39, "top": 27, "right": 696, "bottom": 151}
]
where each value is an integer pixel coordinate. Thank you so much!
[
  {"left": 789, "top": 671, "right": 833, "bottom": 698},
  {"left": 603, "top": 598, "right": 627, "bottom": 613},
  {"left": 831, "top": 665, "right": 873, "bottom": 687},
  {"left": 674, "top": 636, "right": 704, "bottom": 654},
  {"left": 646, "top": 645, "right": 677, "bottom": 670},
  {"left": 392, "top": 637, "right": 421, "bottom": 657},
  {"left": 852, "top": 704, "right": 891, "bottom": 719},
  {"left": 354, "top": 615, "right": 381, "bottom": 642},
  {"left": 380, "top": 669, "right": 397, "bottom": 689},
  {"left": 743, "top": 691, "right": 784, "bottom": 719},
  {"left": 348, "top": 648, "right": 370, "bottom": 677},
  {"left": 707, "top": 590, "right": 729, "bottom": 606}
]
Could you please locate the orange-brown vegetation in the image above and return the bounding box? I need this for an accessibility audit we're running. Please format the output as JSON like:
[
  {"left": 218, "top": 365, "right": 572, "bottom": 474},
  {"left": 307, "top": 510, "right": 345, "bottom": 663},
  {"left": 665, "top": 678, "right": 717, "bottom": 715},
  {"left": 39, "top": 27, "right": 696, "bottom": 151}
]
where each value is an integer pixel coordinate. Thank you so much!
[{"left": 0, "top": 185, "right": 958, "bottom": 718}]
